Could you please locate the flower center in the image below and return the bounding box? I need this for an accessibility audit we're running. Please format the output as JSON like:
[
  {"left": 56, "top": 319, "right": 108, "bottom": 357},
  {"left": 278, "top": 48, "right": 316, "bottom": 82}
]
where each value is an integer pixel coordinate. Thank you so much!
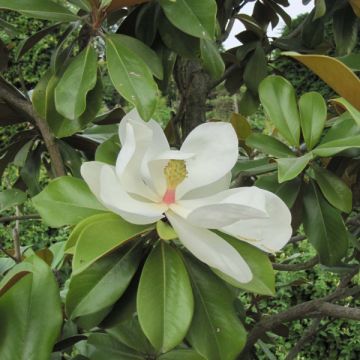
[{"left": 162, "top": 159, "right": 187, "bottom": 204}]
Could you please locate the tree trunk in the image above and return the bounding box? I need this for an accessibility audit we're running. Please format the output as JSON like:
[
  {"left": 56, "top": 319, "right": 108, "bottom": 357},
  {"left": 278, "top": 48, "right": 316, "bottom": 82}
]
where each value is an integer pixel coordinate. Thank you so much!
[{"left": 174, "top": 58, "right": 211, "bottom": 140}]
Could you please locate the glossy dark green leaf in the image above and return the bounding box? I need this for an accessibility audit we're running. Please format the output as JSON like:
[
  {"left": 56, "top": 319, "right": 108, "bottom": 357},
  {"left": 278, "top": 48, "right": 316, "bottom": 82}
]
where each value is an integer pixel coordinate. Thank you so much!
[
  {"left": 59, "top": 140, "right": 83, "bottom": 178},
  {"left": 106, "top": 34, "right": 158, "bottom": 121},
  {"left": 303, "top": 181, "right": 348, "bottom": 265},
  {"left": 66, "top": 242, "right": 143, "bottom": 319},
  {"left": 32, "top": 176, "right": 107, "bottom": 227},
  {"left": 158, "top": 15, "right": 199, "bottom": 58},
  {"left": 72, "top": 213, "right": 152, "bottom": 273},
  {"left": 185, "top": 256, "right": 247, "bottom": 360},
  {"left": 20, "top": 146, "right": 42, "bottom": 196},
  {"left": 276, "top": 152, "right": 313, "bottom": 183},
  {"left": 0, "top": 255, "right": 62, "bottom": 360},
  {"left": 299, "top": 92, "right": 327, "bottom": 150},
  {"left": 200, "top": 39, "right": 225, "bottom": 80},
  {"left": 333, "top": 4, "right": 358, "bottom": 56},
  {"left": 246, "top": 133, "right": 295, "bottom": 158},
  {"left": 259, "top": 76, "right": 301, "bottom": 146},
  {"left": 135, "top": 2, "right": 161, "bottom": 46},
  {"left": 16, "top": 23, "right": 62, "bottom": 60},
  {"left": 103, "top": 279, "right": 155, "bottom": 354},
  {"left": 337, "top": 53, "right": 360, "bottom": 71},
  {"left": 214, "top": 233, "right": 275, "bottom": 296},
  {"left": 313, "top": 166, "right": 352, "bottom": 213},
  {"left": 243, "top": 44, "right": 268, "bottom": 94},
  {"left": 0, "top": 0, "right": 79, "bottom": 22},
  {"left": 159, "top": 0, "right": 217, "bottom": 39},
  {"left": 159, "top": 350, "right": 205, "bottom": 360},
  {"left": 0, "top": 189, "right": 27, "bottom": 213},
  {"left": 113, "top": 34, "right": 163, "bottom": 80},
  {"left": 94, "top": 107, "right": 125, "bottom": 125},
  {"left": 55, "top": 45, "right": 98, "bottom": 120},
  {"left": 137, "top": 242, "right": 194, "bottom": 352},
  {"left": 86, "top": 333, "right": 143, "bottom": 360}
]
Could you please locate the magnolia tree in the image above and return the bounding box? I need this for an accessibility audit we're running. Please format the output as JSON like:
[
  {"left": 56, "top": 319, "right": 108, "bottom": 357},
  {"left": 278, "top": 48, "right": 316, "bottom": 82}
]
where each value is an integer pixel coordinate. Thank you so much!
[{"left": 0, "top": 0, "right": 360, "bottom": 359}]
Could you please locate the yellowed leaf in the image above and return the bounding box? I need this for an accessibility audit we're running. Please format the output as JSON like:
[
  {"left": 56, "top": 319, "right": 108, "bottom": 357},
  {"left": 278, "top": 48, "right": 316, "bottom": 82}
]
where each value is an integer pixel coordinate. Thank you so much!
[
  {"left": 230, "top": 113, "right": 252, "bottom": 141},
  {"left": 349, "top": 0, "right": 360, "bottom": 17},
  {"left": 284, "top": 52, "right": 360, "bottom": 111}
]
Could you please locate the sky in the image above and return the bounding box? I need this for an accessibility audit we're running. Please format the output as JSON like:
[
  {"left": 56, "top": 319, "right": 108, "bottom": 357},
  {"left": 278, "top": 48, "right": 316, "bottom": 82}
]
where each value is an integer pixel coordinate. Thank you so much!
[{"left": 224, "top": 0, "right": 314, "bottom": 49}]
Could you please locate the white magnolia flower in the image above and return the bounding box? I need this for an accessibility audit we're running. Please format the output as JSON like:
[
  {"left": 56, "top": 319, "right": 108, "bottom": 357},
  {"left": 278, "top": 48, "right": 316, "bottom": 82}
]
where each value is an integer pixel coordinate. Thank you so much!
[{"left": 81, "top": 109, "right": 292, "bottom": 283}]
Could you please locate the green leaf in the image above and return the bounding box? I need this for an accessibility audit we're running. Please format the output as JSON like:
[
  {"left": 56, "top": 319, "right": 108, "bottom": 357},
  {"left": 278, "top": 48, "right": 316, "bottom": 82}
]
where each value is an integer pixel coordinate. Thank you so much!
[
  {"left": 156, "top": 220, "right": 177, "bottom": 241},
  {"left": 184, "top": 256, "right": 247, "bottom": 360},
  {"left": 137, "top": 242, "right": 194, "bottom": 352},
  {"left": 200, "top": 39, "right": 225, "bottom": 80},
  {"left": 256, "top": 174, "right": 301, "bottom": 209},
  {"left": 337, "top": 53, "right": 360, "bottom": 71},
  {"left": 158, "top": 15, "right": 200, "bottom": 59},
  {"left": 32, "top": 176, "right": 107, "bottom": 228},
  {"left": 214, "top": 233, "right": 275, "bottom": 296},
  {"left": 33, "top": 70, "right": 102, "bottom": 138},
  {"left": 0, "top": 189, "right": 27, "bottom": 213},
  {"left": 277, "top": 152, "right": 313, "bottom": 183},
  {"left": 0, "top": 255, "right": 62, "bottom": 360},
  {"left": 65, "top": 213, "right": 112, "bottom": 254},
  {"left": 313, "top": 166, "right": 352, "bottom": 213},
  {"left": 86, "top": 333, "right": 144, "bottom": 360},
  {"left": 299, "top": 92, "right": 327, "bottom": 150},
  {"left": 16, "top": 23, "right": 62, "bottom": 61},
  {"left": 259, "top": 76, "right": 301, "bottom": 146},
  {"left": 331, "top": 97, "right": 360, "bottom": 126},
  {"left": 159, "top": 0, "right": 217, "bottom": 39},
  {"left": 0, "top": 0, "right": 79, "bottom": 22},
  {"left": 72, "top": 213, "right": 152, "bottom": 273},
  {"left": 243, "top": 44, "right": 268, "bottom": 95},
  {"left": 106, "top": 34, "right": 158, "bottom": 121},
  {"left": 159, "top": 350, "right": 206, "bottom": 360},
  {"left": 103, "top": 282, "right": 155, "bottom": 354},
  {"left": 313, "top": 136, "right": 360, "bottom": 157},
  {"left": 303, "top": 181, "right": 348, "bottom": 265},
  {"left": 110, "top": 34, "right": 163, "bottom": 80},
  {"left": 21, "top": 146, "right": 42, "bottom": 196},
  {"left": 95, "top": 135, "right": 121, "bottom": 165},
  {"left": 246, "top": 133, "right": 295, "bottom": 158},
  {"left": 66, "top": 241, "right": 143, "bottom": 319},
  {"left": 333, "top": 4, "right": 358, "bottom": 56},
  {"left": 55, "top": 45, "right": 98, "bottom": 120}
]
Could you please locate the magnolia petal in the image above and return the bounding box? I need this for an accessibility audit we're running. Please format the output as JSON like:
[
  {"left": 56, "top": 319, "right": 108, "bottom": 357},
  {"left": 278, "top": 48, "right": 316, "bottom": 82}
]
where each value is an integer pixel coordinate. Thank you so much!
[
  {"left": 99, "top": 165, "right": 166, "bottom": 225},
  {"left": 176, "top": 122, "right": 238, "bottom": 198},
  {"left": 116, "top": 109, "right": 172, "bottom": 202},
  {"left": 172, "top": 187, "right": 269, "bottom": 228},
  {"left": 181, "top": 172, "right": 232, "bottom": 200},
  {"left": 222, "top": 189, "right": 292, "bottom": 252},
  {"left": 81, "top": 161, "right": 107, "bottom": 203},
  {"left": 166, "top": 211, "right": 253, "bottom": 283}
]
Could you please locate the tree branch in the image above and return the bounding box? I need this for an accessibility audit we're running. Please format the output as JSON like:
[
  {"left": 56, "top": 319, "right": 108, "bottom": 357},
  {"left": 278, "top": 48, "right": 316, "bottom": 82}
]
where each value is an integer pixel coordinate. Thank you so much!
[
  {"left": 240, "top": 266, "right": 360, "bottom": 357},
  {"left": 0, "top": 214, "right": 41, "bottom": 224},
  {"left": 272, "top": 256, "right": 319, "bottom": 271},
  {"left": 285, "top": 319, "right": 322, "bottom": 360},
  {"left": 0, "top": 80, "right": 66, "bottom": 177}
]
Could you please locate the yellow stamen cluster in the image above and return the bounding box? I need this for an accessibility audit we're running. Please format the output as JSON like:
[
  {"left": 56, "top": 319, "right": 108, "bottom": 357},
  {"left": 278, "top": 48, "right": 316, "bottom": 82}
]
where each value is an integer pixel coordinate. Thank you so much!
[{"left": 164, "top": 160, "right": 187, "bottom": 189}]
